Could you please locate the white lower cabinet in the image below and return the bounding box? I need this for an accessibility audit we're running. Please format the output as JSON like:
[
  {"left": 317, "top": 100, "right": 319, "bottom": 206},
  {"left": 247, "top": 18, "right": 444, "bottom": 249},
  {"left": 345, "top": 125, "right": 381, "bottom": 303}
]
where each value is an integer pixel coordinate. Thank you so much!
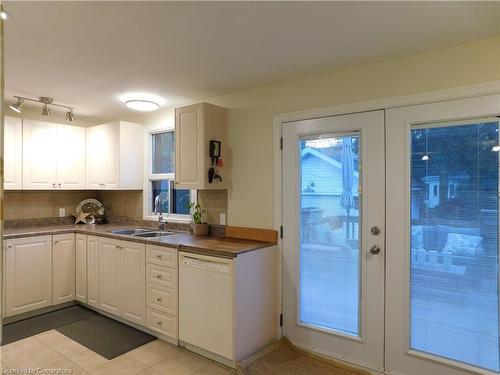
[
  {"left": 75, "top": 234, "right": 87, "bottom": 303},
  {"left": 98, "top": 237, "right": 146, "bottom": 325},
  {"left": 146, "top": 308, "right": 178, "bottom": 339},
  {"left": 145, "top": 244, "right": 178, "bottom": 341},
  {"left": 121, "top": 241, "right": 146, "bottom": 325},
  {"left": 98, "top": 237, "right": 122, "bottom": 316},
  {"left": 5, "top": 236, "right": 53, "bottom": 317},
  {"left": 87, "top": 235, "right": 99, "bottom": 308},
  {"left": 52, "top": 233, "right": 76, "bottom": 305}
]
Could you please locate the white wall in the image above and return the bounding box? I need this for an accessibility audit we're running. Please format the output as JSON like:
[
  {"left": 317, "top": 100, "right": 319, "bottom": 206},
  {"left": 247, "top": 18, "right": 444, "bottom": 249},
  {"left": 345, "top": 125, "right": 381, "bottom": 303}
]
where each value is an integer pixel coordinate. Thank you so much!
[{"left": 142, "top": 35, "right": 500, "bottom": 229}]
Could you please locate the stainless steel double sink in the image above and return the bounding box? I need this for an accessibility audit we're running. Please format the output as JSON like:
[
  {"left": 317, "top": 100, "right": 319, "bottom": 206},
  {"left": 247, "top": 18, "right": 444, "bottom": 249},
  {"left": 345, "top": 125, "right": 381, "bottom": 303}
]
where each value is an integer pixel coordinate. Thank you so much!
[{"left": 109, "top": 228, "right": 175, "bottom": 239}]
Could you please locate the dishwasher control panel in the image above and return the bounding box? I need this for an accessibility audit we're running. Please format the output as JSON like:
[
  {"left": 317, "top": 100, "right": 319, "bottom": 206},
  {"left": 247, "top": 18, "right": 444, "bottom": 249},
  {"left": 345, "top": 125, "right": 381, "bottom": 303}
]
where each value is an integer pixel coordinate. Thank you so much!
[{"left": 181, "top": 256, "right": 231, "bottom": 274}]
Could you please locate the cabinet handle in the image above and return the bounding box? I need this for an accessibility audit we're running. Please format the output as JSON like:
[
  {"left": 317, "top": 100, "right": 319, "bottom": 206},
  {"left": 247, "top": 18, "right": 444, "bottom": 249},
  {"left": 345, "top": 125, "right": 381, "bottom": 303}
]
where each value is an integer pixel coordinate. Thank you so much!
[
  {"left": 116, "top": 245, "right": 123, "bottom": 249},
  {"left": 157, "top": 321, "right": 162, "bottom": 326},
  {"left": 156, "top": 297, "right": 162, "bottom": 302}
]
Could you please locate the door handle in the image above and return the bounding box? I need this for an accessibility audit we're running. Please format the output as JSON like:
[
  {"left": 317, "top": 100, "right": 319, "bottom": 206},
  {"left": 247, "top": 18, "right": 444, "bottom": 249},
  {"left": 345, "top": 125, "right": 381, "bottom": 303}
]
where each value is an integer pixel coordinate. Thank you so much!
[{"left": 369, "top": 245, "right": 381, "bottom": 255}]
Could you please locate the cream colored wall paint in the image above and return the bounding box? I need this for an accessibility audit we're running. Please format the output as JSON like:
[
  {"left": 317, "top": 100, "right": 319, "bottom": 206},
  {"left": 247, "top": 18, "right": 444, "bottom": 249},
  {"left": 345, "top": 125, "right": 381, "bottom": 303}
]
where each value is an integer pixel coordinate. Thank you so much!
[{"left": 143, "top": 36, "right": 500, "bottom": 229}]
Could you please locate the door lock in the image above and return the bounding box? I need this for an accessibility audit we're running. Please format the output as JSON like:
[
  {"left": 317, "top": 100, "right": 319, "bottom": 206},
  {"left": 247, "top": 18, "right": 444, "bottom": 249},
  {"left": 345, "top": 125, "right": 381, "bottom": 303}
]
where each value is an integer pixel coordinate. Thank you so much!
[{"left": 369, "top": 245, "right": 381, "bottom": 255}]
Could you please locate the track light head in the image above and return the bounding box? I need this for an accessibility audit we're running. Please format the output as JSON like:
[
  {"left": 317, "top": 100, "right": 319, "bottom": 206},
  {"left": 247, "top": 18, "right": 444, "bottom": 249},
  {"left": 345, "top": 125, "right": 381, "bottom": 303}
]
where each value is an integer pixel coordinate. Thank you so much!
[
  {"left": 9, "top": 98, "right": 24, "bottom": 113},
  {"left": 41, "top": 103, "right": 50, "bottom": 116},
  {"left": 66, "top": 109, "right": 75, "bottom": 122}
]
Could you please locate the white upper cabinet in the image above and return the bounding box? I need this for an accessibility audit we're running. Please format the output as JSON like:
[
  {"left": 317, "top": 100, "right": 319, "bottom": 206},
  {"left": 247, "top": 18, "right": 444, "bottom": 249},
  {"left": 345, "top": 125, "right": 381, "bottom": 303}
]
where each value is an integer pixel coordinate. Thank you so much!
[
  {"left": 86, "top": 121, "right": 143, "bottom": 190},
  {"left": 4, "top": 116, "right": 23, "bottom": 190},
  {"left": 56, "top": 125, "right": 86, "bottom": 189},
  {"left": 23, "top": 120, "right": 58, "bottom": 189},
  {"left": 23, "top": 120, "right": 86, "bottom": 190},
  {"left": 175, "top": 102, "right": 228, "bottom": 190}
]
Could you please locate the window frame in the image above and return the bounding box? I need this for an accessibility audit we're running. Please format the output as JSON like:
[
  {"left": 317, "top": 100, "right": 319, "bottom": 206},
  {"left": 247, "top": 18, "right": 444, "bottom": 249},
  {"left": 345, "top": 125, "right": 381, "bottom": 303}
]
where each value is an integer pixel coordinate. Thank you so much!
[{"left": 143, "top": 126, "right": 195, "bottom": 222}]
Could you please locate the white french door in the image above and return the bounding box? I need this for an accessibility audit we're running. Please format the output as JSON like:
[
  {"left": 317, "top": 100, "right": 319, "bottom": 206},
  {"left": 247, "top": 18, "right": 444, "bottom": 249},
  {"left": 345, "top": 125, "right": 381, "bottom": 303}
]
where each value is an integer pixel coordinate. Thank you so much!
[
  {"left": 386, "top": 94, "right": 500, "bottom": 375},
  {"left": 282, "top": 110, "right": 386, "bottom": 372}
]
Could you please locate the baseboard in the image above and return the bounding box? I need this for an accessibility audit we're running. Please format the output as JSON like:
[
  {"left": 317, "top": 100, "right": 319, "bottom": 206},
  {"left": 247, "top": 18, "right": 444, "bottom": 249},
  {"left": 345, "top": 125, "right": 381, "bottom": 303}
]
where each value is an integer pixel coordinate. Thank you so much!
[
  {"left": 179, "top": 340, "right": 236, "bottom": 368},
  {"left": 3, "top": 301, "right": 78, "bottom": 325}
]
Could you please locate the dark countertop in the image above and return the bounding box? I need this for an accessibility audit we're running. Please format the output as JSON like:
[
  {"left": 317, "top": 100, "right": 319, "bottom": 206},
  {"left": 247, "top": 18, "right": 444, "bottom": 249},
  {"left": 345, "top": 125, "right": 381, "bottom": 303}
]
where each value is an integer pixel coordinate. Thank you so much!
[{"left": 3, "top": 224, "right": 275, "bottom": 259}]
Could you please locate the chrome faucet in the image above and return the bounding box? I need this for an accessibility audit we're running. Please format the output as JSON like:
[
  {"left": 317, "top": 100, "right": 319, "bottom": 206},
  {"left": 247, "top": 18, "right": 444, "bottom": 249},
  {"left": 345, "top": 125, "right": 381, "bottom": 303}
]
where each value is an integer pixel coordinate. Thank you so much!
[
  {"left": 154, "top": 194, "right": 168, "bottom": 230},
  {"left": 158, "top": 214, "right": 167, "bottom": 231}
]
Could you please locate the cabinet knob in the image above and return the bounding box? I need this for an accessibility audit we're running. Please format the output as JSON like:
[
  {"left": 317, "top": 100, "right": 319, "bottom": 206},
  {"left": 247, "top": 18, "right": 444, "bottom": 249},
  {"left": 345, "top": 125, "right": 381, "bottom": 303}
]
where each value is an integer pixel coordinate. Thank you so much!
[
  {"left": 52, "top": 183, "right": 56, "bottom": 188},
  {"left": 156, "top": 274, "right": 162, "bottom": 279},
  {"left": 157, "top": 321, "right": 162, "bottom": 326},
  {"left": 58, "top": 183, "right": 62, "bottom": 188},
  {"left": 156, "top": 297, "right": 162, "bottom": 302},
  {"left": 156, "top": 254, "right": 162, "bottom": 259}
]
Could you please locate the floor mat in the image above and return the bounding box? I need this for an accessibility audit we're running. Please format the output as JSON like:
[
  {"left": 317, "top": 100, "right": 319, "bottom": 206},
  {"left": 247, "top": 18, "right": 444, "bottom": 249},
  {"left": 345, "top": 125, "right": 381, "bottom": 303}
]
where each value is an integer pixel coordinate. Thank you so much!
[
  {"left": 56, "top": 314, "right": 155, "bottom": 359},
  {"left": 238, "top": 337, "right": 370, "bottom": 375},
  {"left": 2, "top": 305, "right": 96, "bottom": 345}
]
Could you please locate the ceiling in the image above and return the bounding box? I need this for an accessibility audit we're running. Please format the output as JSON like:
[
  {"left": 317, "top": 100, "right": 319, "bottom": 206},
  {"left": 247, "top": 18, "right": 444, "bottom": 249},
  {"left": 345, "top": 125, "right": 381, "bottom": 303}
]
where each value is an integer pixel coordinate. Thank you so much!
[{"left": 4, "top": 1, "right": 500, "bottom": 122}]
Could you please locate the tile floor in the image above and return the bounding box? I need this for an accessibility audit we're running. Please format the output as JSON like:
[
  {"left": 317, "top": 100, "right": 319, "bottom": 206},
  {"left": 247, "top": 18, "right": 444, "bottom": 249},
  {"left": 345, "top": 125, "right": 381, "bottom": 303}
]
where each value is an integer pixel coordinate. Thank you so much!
[{"left": 0, "top": 330, "right": 235, "bottom": 375}]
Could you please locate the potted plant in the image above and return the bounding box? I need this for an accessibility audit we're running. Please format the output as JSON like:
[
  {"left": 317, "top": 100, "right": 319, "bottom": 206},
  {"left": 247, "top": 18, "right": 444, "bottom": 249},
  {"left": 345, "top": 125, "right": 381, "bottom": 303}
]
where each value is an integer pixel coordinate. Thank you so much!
[{"left": 188, "top": 202, "right": 209, "bottom": 236}]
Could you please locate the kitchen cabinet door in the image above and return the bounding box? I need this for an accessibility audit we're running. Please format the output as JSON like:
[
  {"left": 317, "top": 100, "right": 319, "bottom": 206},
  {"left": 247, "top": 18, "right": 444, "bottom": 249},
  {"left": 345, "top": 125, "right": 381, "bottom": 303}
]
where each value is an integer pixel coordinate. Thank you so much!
[
  {"left": 4, "top": 116, "right": 23, "bottom": 190},
  {"left": 23, "top": 120, "right": 58, "bottom": 189},
  {"left": 75, "top": 234, "right": 87, "bottom": 303},
  {"left": 174, "top": 103, "right": 227, "bottom": 189},
  {"left": 121, "top": 241, "right": 146, "bottom": 325},
  {"left": 57, "top": 125, "right": 86, "bottom": 189},
  {"left": 98, "top": 237, "right": 122, "bottom": 316},
  {"left": 87, "top": 235, "right": 99, "bottom": 308},
  {"left": 175, "top": 103, "right": 203, "bottom": 190},
  {"left": 53, "top": 233, "right": 76, "bottom": 305},
  {"left": 86, "top": 123, "right": 119, "bottom": 189},
  {"left": 5, "top": 236, "right": 52, "bottom": 317}
]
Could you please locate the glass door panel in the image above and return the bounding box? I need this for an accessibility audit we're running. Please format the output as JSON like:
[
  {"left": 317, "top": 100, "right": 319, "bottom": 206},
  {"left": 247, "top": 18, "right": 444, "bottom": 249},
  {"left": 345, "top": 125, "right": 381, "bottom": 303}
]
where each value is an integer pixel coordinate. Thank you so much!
[
  {"left": 410, "top": 121, "right": 499, "bottom": 372},
  {"left": 299, "top": 134, "right": 361, "bottom": 336}
]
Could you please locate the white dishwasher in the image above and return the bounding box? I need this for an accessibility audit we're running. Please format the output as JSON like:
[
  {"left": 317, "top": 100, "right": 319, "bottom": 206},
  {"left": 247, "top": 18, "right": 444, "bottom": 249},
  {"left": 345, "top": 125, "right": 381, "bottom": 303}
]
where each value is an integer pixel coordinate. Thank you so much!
[{"left": 179, "top": 252, "right": 234, "bottom": 363}]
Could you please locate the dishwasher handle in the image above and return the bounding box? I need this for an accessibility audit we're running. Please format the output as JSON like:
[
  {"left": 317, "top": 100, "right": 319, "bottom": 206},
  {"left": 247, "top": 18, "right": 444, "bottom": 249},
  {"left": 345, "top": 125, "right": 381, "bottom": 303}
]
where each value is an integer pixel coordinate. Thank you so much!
[{"left": 180, "top": 253, "right": 233, "bottom": 275}]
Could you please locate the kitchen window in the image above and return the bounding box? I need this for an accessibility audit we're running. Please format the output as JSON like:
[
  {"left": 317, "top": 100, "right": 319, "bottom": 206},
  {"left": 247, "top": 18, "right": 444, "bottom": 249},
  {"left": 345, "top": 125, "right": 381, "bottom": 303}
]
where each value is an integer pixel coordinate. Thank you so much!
[{"left": 145, "top": 129, "right": 194, "bottom": 221}]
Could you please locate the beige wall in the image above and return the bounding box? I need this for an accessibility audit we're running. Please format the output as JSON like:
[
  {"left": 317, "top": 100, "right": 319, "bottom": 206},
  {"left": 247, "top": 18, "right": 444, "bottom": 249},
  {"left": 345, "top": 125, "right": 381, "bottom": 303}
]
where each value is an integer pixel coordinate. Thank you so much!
[{"left": 143, "top": 35, "right": 500, "bottom": 229}]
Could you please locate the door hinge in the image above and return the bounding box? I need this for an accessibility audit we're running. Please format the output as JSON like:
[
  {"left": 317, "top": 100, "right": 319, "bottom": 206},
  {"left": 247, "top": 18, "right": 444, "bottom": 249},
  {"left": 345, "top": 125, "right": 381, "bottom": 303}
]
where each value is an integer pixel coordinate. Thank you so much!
[
  {"left": 280, "top": 137, "right": 283, "bottom": 150},
  {"left": 280, "top": 226, "right": 283, "bottom": 239},
  {"left": 279, "top": 313, "right": 283, "bottom": 327}
]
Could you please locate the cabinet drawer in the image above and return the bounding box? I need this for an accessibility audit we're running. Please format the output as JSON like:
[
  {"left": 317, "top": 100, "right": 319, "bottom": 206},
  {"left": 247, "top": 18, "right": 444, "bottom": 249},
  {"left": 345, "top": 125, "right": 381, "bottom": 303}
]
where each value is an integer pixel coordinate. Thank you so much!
[
  {"left": 146, "top": 263, "right": 178, "bottom": 289},
  {"left": 146, "top": 282, "right": 177, "bottom": 316},
  {"left": 146, "top": 308, "right": 177, "bottom": 340},
  {"left": 146, "top": 245, "right": 177, "bottom": 268}
]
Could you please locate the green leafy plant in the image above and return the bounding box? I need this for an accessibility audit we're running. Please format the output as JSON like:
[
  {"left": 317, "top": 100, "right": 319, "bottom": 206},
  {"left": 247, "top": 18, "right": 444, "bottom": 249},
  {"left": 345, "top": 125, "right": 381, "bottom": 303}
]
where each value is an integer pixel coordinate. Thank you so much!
[{"left": 188, "top": 202, "right": 206, "bottom": 224}]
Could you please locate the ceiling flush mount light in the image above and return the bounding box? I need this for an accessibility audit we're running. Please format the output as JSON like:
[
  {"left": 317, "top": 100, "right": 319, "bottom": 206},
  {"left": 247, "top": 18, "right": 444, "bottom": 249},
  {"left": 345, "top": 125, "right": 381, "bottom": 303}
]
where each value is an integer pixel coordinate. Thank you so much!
[
  {"left": 119, "top": 93, "right": 166, "bottom": 112},
  {"left": 8, "top": 95, "right": 76, "bottom": 121},
  {"left": 8, "top": 97, "right": 24, "bottom": 113}
]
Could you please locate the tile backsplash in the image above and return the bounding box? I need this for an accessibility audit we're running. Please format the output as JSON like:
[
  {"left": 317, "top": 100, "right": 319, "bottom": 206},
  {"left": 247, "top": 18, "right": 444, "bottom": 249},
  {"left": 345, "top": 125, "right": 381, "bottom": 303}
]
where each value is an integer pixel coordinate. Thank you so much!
[
  {"left": 4, "top": 189, "right": 226, "bottom": 225},
  {"left": 197, "top": 190, "right": 228, "bottom": 225},
  {"left": 4, "top": 190, "right": 143, "bottom": 221}
]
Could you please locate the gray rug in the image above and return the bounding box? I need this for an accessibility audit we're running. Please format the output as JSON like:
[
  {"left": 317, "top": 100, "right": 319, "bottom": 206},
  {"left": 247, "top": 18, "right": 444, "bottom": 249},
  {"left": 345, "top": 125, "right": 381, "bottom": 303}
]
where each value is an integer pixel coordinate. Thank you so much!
[
  {"left": 2, "top": 305, "right": 96, "bottom": 345},
  {"left": 56, "top": 314, "right": 155, "bottom": 359}
]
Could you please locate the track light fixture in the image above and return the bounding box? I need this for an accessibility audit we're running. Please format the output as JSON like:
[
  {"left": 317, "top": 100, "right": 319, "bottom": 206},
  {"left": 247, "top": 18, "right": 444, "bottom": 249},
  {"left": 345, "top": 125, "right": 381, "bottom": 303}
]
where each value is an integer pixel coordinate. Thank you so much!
[
  {"left": 8, "top": 96, "right": 76, "bottom": 121},
  {"left": 8, "top": 98, "right": 24, "bottom": 113}
]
